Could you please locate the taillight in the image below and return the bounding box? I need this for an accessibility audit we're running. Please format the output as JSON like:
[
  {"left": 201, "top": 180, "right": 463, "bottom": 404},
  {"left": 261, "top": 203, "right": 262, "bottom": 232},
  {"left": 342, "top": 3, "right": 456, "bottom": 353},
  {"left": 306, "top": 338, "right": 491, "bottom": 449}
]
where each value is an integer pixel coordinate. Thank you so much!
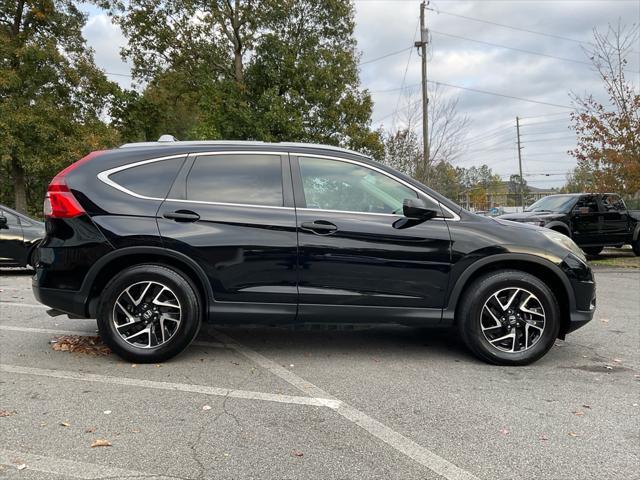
[{"left": 44, "top": 150, "right": 105, "bottom": 219}]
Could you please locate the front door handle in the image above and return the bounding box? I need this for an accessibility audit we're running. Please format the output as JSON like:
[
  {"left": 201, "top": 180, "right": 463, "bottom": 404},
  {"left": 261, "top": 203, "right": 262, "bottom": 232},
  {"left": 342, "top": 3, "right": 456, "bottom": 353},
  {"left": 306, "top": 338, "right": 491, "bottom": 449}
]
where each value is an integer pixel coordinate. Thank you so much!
[
  {"left": 301, "top": 220, "right": 338, "bottom": 234},
  {"left": 163, "top": 210, "right": 200, "bottom": 222}
]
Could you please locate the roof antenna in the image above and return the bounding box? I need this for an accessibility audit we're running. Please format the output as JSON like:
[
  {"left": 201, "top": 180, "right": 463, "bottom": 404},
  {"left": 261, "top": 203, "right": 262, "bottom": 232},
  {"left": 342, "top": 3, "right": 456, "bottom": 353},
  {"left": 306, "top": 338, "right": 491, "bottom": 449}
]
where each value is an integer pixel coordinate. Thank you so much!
[{"left": 157, "top": 134, "right": 177, "bottom": 142}]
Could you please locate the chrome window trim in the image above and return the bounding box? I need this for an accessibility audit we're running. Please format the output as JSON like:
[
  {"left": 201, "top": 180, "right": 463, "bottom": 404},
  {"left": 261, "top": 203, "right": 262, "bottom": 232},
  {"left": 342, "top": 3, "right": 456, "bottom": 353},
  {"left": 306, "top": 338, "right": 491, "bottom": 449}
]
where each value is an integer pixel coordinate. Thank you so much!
[
  {"left": 296, "top": 154, "right": 460, "bottom": 221},
  {"left": 97, "top": 150, "right": 460, "bottom": 221},
  {"left": 97, "top": 154, "right": 188, "bottom": 201}
]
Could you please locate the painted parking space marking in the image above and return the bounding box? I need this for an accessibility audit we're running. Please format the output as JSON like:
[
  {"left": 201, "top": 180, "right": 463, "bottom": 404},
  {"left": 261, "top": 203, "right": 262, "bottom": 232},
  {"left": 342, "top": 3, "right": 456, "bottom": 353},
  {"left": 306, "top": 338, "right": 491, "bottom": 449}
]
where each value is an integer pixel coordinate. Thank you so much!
[
  {"left": 211, "top": 329, "right": 480, "bottom": 480},
  {"left": 0, "top": 448, "right": 178, "bottom": 479},
  {"left": 0, "top": 325, "right": 227, "bottom": 349},
  {"left": 0, "top": 364, "right": 341, "bottom": 409},
  {"left": 0, "top": 301, "right": 47, "bottom": 308},
  {"left": 0, "top": 325, "right": 95, "bottom": 336}
]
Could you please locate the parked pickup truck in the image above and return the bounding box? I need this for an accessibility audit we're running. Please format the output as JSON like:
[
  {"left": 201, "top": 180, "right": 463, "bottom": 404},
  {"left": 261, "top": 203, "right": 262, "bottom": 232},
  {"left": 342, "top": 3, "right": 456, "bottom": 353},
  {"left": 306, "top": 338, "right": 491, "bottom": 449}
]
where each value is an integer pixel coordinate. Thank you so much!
[{"left": 499, "top": 193, "right": 640, "bottom": 256}]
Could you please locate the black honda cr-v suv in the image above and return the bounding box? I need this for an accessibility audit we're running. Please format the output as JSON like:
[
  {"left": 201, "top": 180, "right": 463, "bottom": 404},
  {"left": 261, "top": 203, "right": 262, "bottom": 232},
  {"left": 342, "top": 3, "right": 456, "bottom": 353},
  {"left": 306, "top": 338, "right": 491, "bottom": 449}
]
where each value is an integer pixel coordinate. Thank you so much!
[{"left": 33, "top": 140, "right": 596, "bottom": 365}]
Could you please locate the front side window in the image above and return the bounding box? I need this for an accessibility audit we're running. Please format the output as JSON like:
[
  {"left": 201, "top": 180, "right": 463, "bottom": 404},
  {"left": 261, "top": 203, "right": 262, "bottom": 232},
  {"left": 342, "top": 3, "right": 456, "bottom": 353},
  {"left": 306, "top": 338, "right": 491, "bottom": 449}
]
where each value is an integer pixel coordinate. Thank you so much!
[
  {"left": 186, "top": 154, "right": 283, "bottom": 207},
  {"left": 0, "top": 209, "right": 20, "bottom": 226},
  {"left": 298, "top": 157, "right": 424, "bottom": 214},
  {"left": 574, "top": 195, "right": 598, "bottom": 213}
]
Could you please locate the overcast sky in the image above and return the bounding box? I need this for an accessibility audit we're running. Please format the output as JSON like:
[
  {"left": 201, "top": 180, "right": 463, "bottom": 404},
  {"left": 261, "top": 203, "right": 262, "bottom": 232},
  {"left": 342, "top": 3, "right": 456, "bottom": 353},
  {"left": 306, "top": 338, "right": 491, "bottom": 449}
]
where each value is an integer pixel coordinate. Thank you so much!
[{"left": 81, "top": 0, "right": 640, "bottom": 188}]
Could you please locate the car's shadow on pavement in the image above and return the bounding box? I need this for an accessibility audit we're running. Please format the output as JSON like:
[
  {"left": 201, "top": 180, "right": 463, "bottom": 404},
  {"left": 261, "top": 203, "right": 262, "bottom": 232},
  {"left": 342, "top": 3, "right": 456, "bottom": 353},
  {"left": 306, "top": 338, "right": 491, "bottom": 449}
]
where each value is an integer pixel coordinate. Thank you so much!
[{"left": 197, "top": 324, "right": 475, "bottom": 363}]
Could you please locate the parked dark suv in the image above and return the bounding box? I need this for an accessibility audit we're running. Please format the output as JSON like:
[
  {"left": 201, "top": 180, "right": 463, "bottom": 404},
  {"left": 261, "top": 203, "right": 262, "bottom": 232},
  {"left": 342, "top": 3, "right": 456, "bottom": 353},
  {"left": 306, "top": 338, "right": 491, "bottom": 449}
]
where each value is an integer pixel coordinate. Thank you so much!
[
  {"left": 500, "top": 193, "right": 640, "bottom": 256},
  {"left": 33, "top": 141, "right": 596, "bottom": 365}
]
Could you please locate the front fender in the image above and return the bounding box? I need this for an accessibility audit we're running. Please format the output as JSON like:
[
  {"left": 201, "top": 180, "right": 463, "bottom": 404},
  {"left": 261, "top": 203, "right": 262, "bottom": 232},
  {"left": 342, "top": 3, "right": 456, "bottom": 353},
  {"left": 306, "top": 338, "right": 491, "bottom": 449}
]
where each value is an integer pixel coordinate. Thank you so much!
[{"left": 442, "top": 251, "right": 576, "bottom": 321}]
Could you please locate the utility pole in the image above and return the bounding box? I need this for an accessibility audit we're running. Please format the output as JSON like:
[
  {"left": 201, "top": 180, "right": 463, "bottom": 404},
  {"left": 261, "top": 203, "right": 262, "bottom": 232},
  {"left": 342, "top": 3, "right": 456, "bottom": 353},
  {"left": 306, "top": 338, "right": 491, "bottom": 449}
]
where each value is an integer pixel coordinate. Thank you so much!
[
  {"left": 516, "top": 116, "right": 524, "bottom": 211},
  {"left": 415, "top": 1, "right": 429, "bottom": 184}
]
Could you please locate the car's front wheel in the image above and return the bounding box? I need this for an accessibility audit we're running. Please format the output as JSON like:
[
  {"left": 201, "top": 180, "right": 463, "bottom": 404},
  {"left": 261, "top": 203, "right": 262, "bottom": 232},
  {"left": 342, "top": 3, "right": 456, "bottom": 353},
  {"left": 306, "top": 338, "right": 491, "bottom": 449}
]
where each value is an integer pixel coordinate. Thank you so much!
[
  {"left": 97, "top": 264, "right": 201, "bottom": 363},
  {"left": 457, "top": 270, "right": 560, "bottom": 366}
]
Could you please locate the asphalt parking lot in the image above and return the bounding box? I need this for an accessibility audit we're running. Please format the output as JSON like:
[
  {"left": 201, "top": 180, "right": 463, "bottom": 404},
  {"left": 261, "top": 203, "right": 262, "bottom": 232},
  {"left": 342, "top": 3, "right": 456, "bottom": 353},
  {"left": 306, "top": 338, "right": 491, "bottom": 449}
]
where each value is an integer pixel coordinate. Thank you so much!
[{"left": 1, "top": 267, "right": 638, "bottom": 480}]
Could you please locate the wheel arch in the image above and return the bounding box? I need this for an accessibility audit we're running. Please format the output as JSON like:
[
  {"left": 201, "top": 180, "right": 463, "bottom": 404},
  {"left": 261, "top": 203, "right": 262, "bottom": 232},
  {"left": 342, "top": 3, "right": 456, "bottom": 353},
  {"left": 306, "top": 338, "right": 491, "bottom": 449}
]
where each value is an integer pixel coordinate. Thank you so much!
[
  {"left": 545, "top": 222, "right": 571, "bottom": 236},
  {"left": 444, "top": 254, "right": 575, "bottom": 336},
  {"left": 81, "top": 247, "right": 212, "bottom": 319}
]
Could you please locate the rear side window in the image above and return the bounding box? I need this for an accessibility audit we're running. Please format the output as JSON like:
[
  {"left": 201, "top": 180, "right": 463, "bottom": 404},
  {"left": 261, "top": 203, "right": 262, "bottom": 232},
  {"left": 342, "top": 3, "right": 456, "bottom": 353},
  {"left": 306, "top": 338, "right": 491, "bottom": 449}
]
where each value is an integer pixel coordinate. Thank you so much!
[
  {"left": 186, "top": 154, "right": 283, "bottom": 206},
  {"left": 110, "top": 157, "right": 185, "bottom": 199},
  {"left": 601, "top": 194, "right": 626, "bottom": 212}
]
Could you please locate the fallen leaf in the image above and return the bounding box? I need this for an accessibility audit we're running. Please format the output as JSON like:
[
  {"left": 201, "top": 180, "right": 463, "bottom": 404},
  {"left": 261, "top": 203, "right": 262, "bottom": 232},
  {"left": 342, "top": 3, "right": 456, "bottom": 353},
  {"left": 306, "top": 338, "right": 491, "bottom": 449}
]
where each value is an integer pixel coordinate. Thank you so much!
[
  {"left": 605, "top": 366, "right": 613, "bottom": 370},
  {"left": 131, "top": 364, "right": 137, "bottom": 368},
  {"left": 0, "top": 409, "right": 16, "bottom": 417},
  {"left": 103, "top": 410, "right": 112, "bottom": 415},
  {"left": 132, "top": 428, "right": 141, "bottom": 433},
  {"left": 50, "top": 335, "right": 111, "bottom": 356},
  {"left": 60, "top": 421, "right": 70, "bottom": 427},
  {"left": 231, "top": 361, "right": 240, "bottom": 366},
  {"left": 291, "top": 450, "right": 304, "bottom": 457},
  {"left": 568, "top": 432, "right": 579, "bottom": 437},
  {"left": 499, "top": 427, "right": 510, "bottom": 435},
  {"left": 599, "top": 318, "right": 609, "bottom": 323},
  {"left": 539, "top": 435, "right": 549, "bottom": 441},
  {"left": 582, "top": 404, "right": 591, "bottom": 409},
  {"left": 16, "top": 464, "right": 26, "bottom": 470},
  {"left": 613, "top": 358, "right": 622, "bottom": 363},
  {"left": 91, "top": 439, "right": 112, "bottom": 448},
  {"left": 85, "top": 427, "right": 96, "bottom": 433},
  {"left": 202, "top": 405, "right": 212, "bottom": 411}
]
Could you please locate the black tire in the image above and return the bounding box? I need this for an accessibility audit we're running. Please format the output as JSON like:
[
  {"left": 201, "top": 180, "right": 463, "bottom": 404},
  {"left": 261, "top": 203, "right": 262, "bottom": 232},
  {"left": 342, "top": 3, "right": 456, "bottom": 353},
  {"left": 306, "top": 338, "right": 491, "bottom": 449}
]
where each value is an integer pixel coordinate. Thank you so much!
[
  {"left": 582, "top": 246, "right": 603, "bottom": 256},
  {"left": 457, "top": 270, "right": 560, "bottom": 366},
  {"left": 97, "top": 264, "right": 201, "bottom": 363},
  {"left": 633, "top": 239, "right": 640, "bottom": 256}
]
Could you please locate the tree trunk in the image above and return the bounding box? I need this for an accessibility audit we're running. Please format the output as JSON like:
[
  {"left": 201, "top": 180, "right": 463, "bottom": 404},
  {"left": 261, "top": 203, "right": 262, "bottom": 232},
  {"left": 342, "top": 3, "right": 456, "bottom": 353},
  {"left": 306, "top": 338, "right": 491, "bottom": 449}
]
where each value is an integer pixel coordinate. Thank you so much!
[{"left": 11, "top": 156, "right": 27, "bottom": 214}]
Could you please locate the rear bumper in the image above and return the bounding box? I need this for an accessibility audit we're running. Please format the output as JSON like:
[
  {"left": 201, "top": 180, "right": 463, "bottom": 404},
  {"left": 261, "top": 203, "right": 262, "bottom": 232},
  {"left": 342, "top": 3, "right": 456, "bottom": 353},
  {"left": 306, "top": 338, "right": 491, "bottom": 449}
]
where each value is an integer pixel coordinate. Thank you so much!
[{"left": 32, "top": 274, "right": 89, "bottom": 318}]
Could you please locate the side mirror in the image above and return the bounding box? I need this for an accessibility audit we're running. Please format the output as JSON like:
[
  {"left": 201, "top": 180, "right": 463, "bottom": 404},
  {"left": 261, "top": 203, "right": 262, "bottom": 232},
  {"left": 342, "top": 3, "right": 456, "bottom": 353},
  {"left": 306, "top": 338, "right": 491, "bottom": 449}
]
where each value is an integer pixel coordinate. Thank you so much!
[
  {"left": 402, "top": 198, "right": 438, "bottom": 220},
  {"left": 0, "top": 215, "right": 7, "bottom": 228}
]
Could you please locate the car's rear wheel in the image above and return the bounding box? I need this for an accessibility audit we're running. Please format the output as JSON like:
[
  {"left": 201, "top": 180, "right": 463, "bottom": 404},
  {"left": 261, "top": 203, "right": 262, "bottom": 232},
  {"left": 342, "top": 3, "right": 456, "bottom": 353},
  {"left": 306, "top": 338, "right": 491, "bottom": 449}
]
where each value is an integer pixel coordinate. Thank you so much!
[
  {"left": 582, "top": 246, "right": 603, "bottom": 256},
  {"left": 457, "top": 270, "right": 560, "bottom": 366},
  {"left": 97, "top": 264, "right": 201, "bottom": 363},
  {"left": 633, "top": 238, "right": 640, "bottom": 256}
]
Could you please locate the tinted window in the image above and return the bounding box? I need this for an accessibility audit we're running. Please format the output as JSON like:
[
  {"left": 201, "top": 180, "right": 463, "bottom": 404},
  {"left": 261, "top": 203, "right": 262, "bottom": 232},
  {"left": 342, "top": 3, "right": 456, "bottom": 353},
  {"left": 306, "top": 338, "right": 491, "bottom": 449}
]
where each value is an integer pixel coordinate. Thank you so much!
[
  {"left": 298, "top": 157, "right": 425, "bottom": 214},
  {"left": 0, "top": 209, "right": 20, "bottom": 226},
  {"left": 574, "top": 195, "right": 598, "bottom": 213},
  {"left": 186, "top": 154, "right": 283, "bottom": 206},
  {"left": 111, "top": 157, "right": 185, "bottom": 198},
  {"left": 602, "top": 194, "right": 625, "bottom": 212}
]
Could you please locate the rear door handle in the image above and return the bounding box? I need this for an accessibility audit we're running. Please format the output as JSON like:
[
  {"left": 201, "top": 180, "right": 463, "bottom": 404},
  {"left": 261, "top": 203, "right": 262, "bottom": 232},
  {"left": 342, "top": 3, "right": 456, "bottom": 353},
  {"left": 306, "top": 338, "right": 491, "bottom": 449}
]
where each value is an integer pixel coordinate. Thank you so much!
[
  {"left": 163, "top": 210, "right": 200, "bottom": 222},
  {"left": 301, "top": 220, "right": 338, "bottom": 234}
]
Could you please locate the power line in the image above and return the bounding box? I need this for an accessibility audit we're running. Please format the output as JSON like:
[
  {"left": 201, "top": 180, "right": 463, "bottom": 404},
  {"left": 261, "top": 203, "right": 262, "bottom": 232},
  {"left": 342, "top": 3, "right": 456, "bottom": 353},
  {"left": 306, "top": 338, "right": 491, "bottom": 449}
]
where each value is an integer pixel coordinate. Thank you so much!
[
  {"left": 392, "top": 20, "right": 420, "bottom": 128},
  {"left": 519, "top": 111, "right": 572, "bottom": 120},
  {"left": 431, "top": 30, "right": 592, "bottom": 68},
  {"left": 429, "top": 79, "right": 574, "bottom": 109},
  {"left": 358, "top": 46, "right": 413, "bottom": 66},
  {"left": 426, "top": 7, "right": 640, "bottom": 54}
]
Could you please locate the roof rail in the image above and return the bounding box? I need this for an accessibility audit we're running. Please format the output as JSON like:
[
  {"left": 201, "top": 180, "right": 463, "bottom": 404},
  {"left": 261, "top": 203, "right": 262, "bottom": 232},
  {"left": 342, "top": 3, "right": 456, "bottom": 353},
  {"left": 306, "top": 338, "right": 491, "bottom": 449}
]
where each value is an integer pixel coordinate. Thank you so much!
[{"left": 118, "top": 139, "right": 369, "bottom": 158}]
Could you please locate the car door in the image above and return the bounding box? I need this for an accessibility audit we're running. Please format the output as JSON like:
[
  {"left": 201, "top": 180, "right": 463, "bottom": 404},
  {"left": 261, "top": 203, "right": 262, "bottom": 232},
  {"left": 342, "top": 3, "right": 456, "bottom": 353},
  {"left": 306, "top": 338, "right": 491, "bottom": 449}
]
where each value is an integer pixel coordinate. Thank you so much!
[
  {"left": 291, "top": 154, "right": 452, "bottom": 324},
  {"left": 600, "top": 194, "right": 631, "bottom": 244},
  {"left": 571, "top": 195, "right": 602, "bottom": 245},
  {"left": 157, "top": 151, "right": 298, "bottom": 323}
]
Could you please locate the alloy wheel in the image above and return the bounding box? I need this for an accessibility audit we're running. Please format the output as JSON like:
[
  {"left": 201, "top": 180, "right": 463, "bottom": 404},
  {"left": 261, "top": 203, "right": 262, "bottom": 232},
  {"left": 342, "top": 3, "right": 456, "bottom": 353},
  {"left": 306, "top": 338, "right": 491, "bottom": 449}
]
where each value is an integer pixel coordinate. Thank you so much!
[
  {"left": 112, "top": 281, "right": 182, "bottom": 349},
  {"left": 480, "top": 287, "right": 546, "bottom": 353}
]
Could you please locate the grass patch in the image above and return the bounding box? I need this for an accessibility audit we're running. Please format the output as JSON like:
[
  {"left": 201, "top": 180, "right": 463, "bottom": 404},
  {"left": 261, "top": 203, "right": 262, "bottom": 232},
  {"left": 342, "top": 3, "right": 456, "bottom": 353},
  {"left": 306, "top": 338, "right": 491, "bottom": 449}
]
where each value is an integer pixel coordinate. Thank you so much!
[{"left": 588, "top": 246, "right": 639, "bottom": 269}]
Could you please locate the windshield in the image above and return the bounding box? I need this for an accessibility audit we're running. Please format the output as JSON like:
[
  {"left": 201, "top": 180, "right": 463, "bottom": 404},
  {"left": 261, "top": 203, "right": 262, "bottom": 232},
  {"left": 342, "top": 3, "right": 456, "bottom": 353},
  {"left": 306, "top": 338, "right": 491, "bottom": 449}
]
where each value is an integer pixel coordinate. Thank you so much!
[{"left": 525, "top": 195, "right": 577, "bottom": 213}]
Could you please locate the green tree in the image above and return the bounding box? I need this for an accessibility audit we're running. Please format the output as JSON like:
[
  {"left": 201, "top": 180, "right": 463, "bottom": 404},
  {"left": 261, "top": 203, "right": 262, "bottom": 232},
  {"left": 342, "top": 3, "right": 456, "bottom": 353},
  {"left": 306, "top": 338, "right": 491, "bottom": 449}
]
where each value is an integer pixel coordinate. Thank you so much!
[
  {"left": 0, "top": 0, "right": 119, "bottom": 214},
  {"left": 102, "top": 0, "right": 382, "bottom": 156}
]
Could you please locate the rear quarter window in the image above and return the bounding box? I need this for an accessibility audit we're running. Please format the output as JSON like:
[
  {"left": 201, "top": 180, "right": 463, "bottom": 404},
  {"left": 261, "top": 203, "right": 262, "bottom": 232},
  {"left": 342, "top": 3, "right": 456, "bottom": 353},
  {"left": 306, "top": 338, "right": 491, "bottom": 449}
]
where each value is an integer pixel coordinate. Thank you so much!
[{"left": 109, "top": 157, "right": 186, "bottom": 199}]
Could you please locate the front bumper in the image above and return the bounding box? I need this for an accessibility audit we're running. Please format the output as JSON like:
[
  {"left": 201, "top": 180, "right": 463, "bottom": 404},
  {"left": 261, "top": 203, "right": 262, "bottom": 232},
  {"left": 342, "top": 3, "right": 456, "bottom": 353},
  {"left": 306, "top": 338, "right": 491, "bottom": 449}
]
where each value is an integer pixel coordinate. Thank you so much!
[{"left": 561, "top": 253, "right": 596, "bottom": 335}]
